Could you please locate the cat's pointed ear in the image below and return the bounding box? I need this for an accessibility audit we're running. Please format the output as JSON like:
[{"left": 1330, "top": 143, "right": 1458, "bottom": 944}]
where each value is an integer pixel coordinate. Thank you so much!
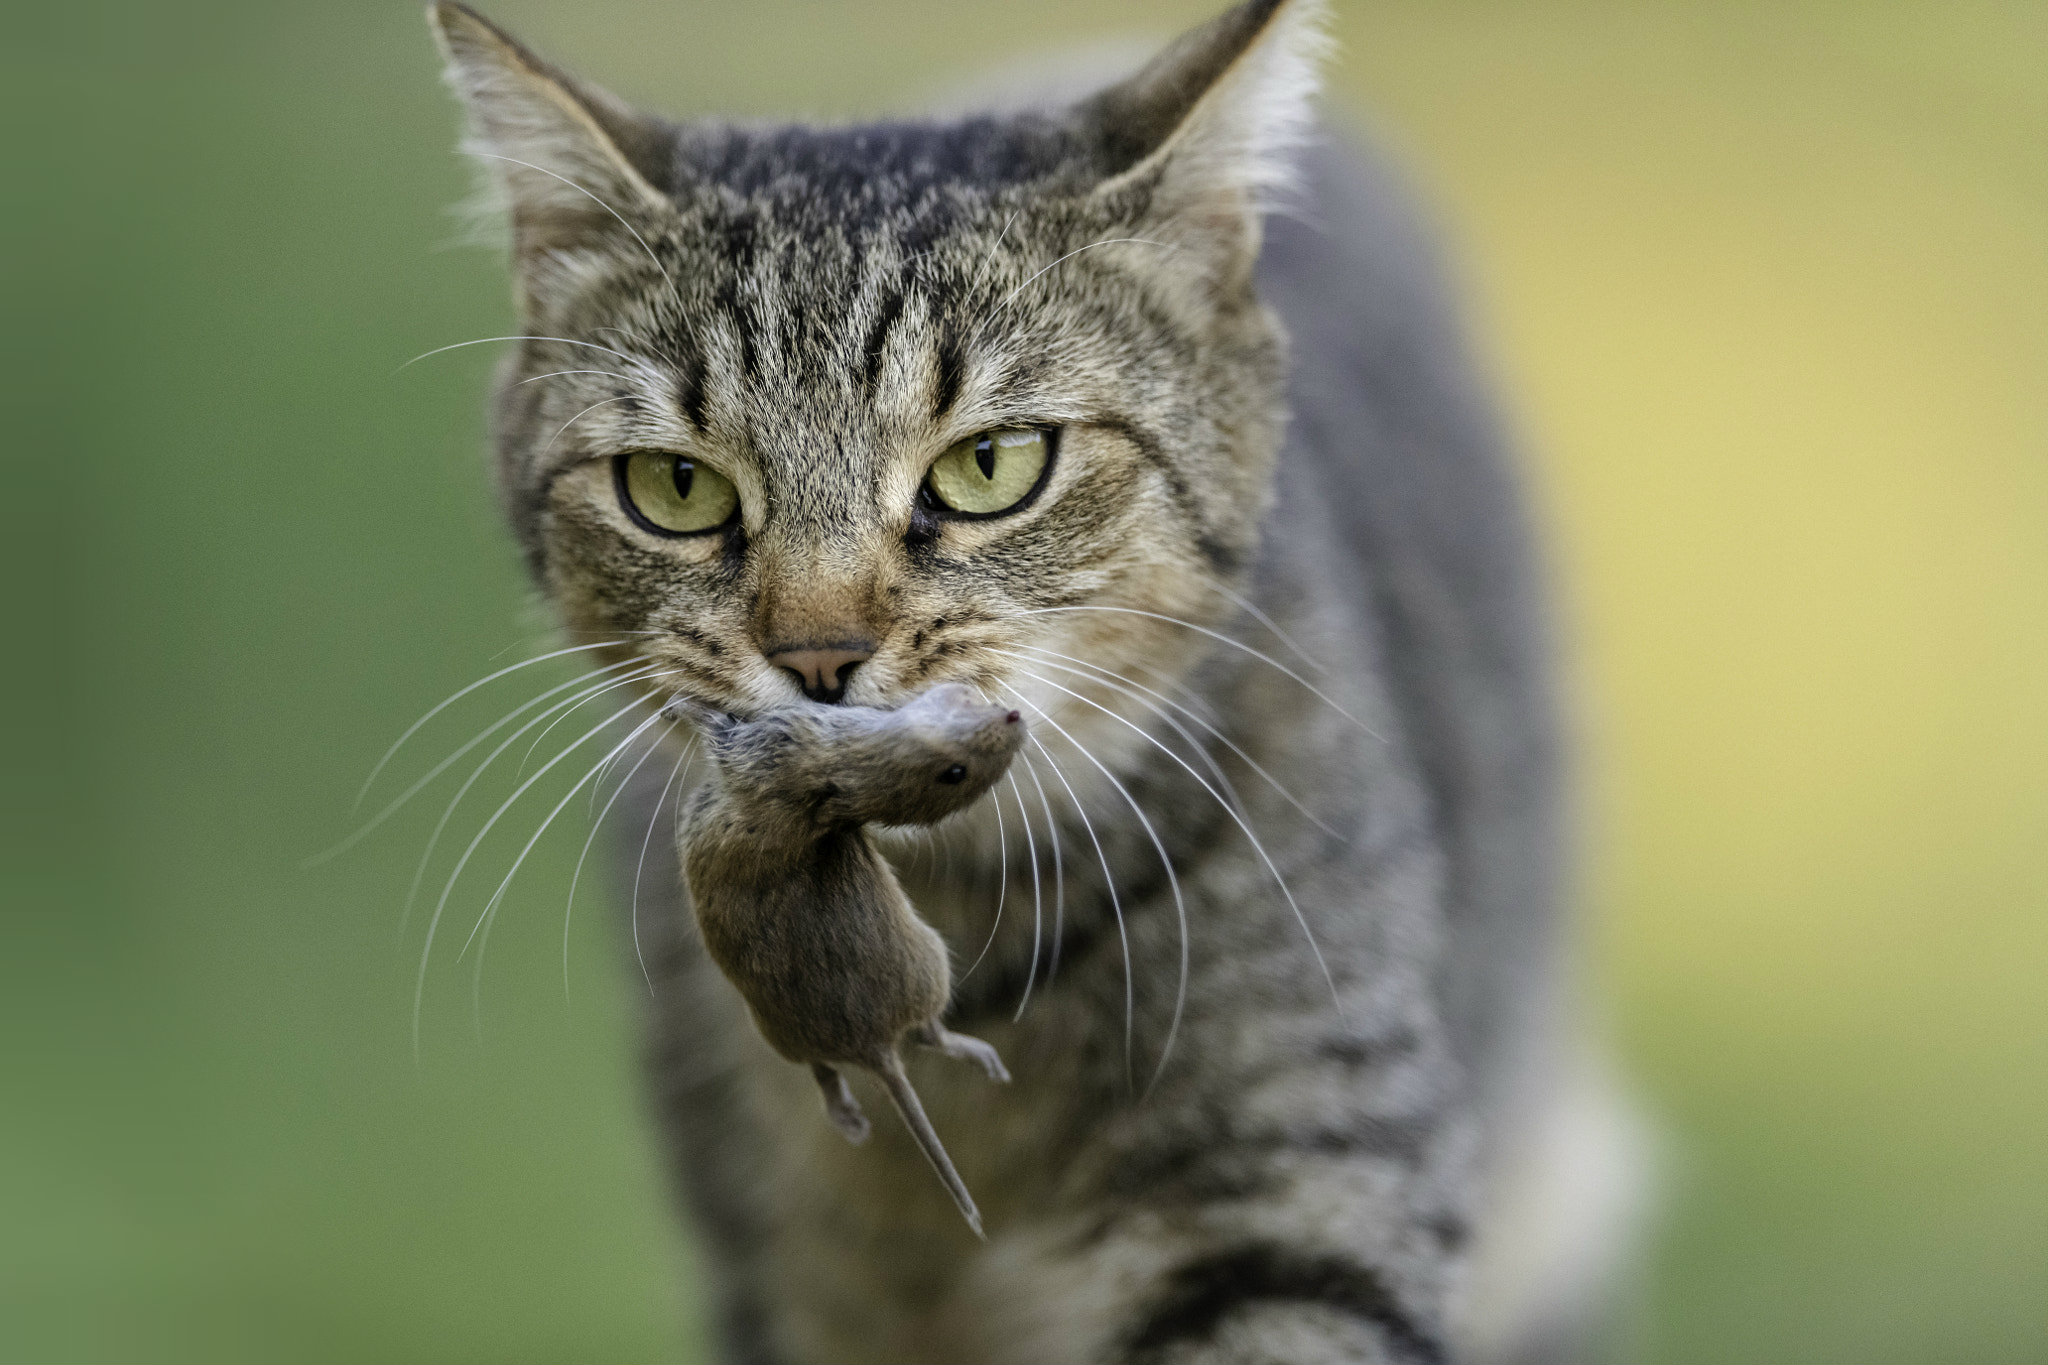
[
  {"left": 428, "top": 3, "right": 675, "bottom": 272},
  {"left": 1078, "top": 0, "right": 1330, "bottom": 275}
]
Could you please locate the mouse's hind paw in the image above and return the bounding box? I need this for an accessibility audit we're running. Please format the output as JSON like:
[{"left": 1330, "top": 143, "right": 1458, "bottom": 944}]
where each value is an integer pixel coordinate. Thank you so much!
[
  {"left": 812, "top": 1064, "right": 871, "bottom": 1143},
  {"left": 911, "top": 1022, "right": 1011, "bottom": 1084}
]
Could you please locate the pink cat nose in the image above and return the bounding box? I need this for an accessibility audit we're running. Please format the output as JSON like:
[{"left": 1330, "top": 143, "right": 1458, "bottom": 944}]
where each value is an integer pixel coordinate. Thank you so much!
[{"left": 767, "top": 643, "right": 874, "bottom": 704}]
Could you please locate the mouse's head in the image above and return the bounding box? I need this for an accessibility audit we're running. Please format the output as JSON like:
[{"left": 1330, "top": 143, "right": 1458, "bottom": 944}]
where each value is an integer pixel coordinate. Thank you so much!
[
  {"left": 679, "top": 683, "right": 1025, "bottom": 831},
  {"left": 831, "top": 683, "right": 1027, "bottom": 827}
]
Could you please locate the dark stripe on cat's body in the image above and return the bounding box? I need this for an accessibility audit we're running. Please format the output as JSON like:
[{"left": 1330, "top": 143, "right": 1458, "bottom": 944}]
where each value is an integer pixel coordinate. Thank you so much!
[
  {"left": 1203, "top": 1116, "right": 1443, "bottom": 1178},
  {"left": 1104, "top": 1115, "right": 1438, "bottom": 1206},
  {"left": 1316, "top": 1027, "right": 1422, "bottom": 1070},
  {"left": 1122, "top": 1245, "right": 1446, "bottom": 1365}
]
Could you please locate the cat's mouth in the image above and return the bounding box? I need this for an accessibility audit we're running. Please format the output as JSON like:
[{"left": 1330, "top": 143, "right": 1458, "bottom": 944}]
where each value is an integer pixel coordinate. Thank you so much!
[{"left": 659, "top": 667, "right": 1021, "bottom": 730}]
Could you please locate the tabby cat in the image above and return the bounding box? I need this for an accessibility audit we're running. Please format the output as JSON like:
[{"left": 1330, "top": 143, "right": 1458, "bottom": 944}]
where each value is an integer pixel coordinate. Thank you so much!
[{"left": 428, "top": 1, "right": 1634, "bottom": 1360}]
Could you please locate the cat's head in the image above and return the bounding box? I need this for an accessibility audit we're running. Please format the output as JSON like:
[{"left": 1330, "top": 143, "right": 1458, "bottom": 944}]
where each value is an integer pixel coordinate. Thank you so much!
[{"left": 431, "top": 0, "right": 1327, "bottom": 731}]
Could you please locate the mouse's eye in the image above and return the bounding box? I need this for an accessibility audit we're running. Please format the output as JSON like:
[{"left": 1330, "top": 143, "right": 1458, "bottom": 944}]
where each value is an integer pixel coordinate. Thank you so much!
[
  {"left": 923, "top": 428, "right": 1053, "bottom": 518},
  {"left": 936, "top": 764, "right": 968, "bottom": 785},
  {"left": 615, "top": 452, "right": 739, "bottom": 536}
]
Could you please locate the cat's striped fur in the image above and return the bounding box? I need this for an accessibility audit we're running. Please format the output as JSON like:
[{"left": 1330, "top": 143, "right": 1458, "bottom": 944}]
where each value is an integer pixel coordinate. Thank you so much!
[{"left": 430, "top": 2, "right": 1633, "bottom": 1360}]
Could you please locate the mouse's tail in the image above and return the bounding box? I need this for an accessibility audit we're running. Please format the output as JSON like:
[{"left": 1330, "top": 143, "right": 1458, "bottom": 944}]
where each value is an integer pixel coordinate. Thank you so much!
[{"left": 875, "top": 1050, "right": 985, "bottom": 1239}]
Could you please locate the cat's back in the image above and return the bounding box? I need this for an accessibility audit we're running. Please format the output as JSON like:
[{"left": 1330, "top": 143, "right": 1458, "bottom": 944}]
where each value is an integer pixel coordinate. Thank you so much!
[{"left": 1257, "top": 129, "right": 1566, "bottom": 1101}]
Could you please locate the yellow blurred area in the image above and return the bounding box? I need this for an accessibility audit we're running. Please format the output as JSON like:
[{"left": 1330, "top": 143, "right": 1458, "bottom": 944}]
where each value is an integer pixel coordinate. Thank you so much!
[{"left": 1336, "top": 4, "right": 2048, "bottom": 1357}]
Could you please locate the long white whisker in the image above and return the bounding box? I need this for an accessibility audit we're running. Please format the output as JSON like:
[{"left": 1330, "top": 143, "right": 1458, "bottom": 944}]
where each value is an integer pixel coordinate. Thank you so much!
[
  {"left": 462, "top": 702, "right": 673, "bottom": 962},
  {"left": 1016, "top": 746, "right": 1066, "bottom": 990},
  {"left": 487, "top": 632, "right": 559, "bottom": 663},
  {"left": 1007, "top": 770, "right": 1044, "bottom": 1022},
  {"left": 461, "top": 704, "right": 674, "bottom": 1024},
  {"left": 1204, "top": 580, "right": 1329, "bottom": 676},
  {"left": 1009, "top": 664, "right": 1343, "bottom": 1039},
  {"left": 517, "top": 653, "right": 649, "bottom": 776},
  {"left": 1127, "top": 656, "right": 1222, "bottom": 727},
  {"left": 977, "top": 238, "right": 1175, "bottom": 340},
  {"left": 308, "top": 657, "right": 638, "bottom": 867},
  {"left": 463, "top": 711, "right": 670, "bottom": 1035},
  {"left": 400, "top": 335, "right": 642, "bottom": 371},
  {"left": 966, "top": 209, "right": 1019, "bottom": 302},
  {"left": 999, "top": 646, "right": 1248, "bottom": 823},
  {"left": 1004, "top": 645, "right": 1337, "bottom": 838},
  {"left": 588, "top": 723, "right": 640, "bottom": 813},
  {"left": 413, "top": 685, "right": 664, "bottom": 1055},
  {"left": 347, "top": 640, "right": 624, "bottom": 813},
  {"left": 540, "top": 396, "right": 631, "bottom": 463},
  {"left": 1004, "top": 687, "right": 1188, "bottom": 1094},
  {"left": 1028, "top": 727, "right": 1136, "bottom": 1087},
  {"left": 519, "top": 368, "right": 632, "bottom": 387},
  {"left": 467, "top": 152, "right": 677, "bottom": 293},
  {"left": 1014, "top": 713, "right": 1133, "bottom": 1089},
  {"left": 1017, "top": 605, "right": 1381, "bottom": 739},
  {"left": 395, "top": 665, "right": 661, "bottom": 945},
  {"left": 634, "top": 740, "right": 697, "bottom": 996},
  {"left": 565, "top": 719, "right": 677, "bottom": 1001},
  {"left": 959, "top": 783, "right": 1011, "bottom": 983}
]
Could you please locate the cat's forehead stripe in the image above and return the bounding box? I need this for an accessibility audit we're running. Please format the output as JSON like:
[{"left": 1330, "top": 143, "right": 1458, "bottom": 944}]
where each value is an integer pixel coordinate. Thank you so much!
[{"left": 860, "top": 289, "right": 908, "bottom": 396}]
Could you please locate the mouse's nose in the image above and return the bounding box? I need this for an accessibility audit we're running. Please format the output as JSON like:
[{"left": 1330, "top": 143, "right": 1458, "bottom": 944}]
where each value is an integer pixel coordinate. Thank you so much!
[{"left": 766, "top": 641, "right": 874, "bottom": 704}]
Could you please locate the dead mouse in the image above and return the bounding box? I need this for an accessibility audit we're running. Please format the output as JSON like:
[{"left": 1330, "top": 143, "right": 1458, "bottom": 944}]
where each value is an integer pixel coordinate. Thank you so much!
[{"left": 666, "top": 682, "right": 1026, "bottom": 1236}]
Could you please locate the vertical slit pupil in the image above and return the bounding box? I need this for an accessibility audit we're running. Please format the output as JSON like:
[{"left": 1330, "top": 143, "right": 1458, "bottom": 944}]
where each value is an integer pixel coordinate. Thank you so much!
[
  {"left": 672, "top": 458, "right": 695, "bottom": 500},
  {"left": 974, "top": 438, "right": 996, "bottom": 480}
]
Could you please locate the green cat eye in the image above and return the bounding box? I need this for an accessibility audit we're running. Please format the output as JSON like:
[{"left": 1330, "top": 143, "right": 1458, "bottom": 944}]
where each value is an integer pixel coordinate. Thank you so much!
[
  {"left": 924, "top": 428, "right": 1052, "bottom": 518},
  {"left": 615, "top": 451, "right": 739, "bottom": 536}
]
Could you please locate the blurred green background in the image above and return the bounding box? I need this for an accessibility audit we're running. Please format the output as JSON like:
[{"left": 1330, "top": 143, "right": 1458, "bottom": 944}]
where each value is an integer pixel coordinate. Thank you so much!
[{"left": 6, "top": 1, "right": 2044, "bottom": 1361}]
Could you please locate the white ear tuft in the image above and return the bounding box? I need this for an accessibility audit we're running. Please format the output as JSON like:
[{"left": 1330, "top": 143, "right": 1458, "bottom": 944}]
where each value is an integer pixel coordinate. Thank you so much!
[
  {"left": 1090, "top": 0, "right": 1332, "bottom": 204},
  {"left": 428, "top": 3, "right": 673, "bottom": 264},
  {"left": 1165, "top": 0, "right": 1331, "bottom": 206}
]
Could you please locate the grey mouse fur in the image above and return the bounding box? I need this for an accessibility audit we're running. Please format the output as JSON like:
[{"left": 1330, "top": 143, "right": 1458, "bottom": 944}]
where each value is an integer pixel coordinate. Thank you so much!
[{"left": 667, "top": 683, "right": 1026, "bottom": 1236}]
